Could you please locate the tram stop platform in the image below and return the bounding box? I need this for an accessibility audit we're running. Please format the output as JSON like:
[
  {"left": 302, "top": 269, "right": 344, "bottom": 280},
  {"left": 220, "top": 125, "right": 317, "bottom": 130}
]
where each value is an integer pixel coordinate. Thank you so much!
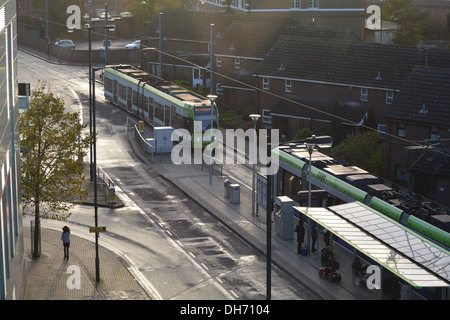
[{"left": 129, "top": 128, "right": 385, "bottom": 300}]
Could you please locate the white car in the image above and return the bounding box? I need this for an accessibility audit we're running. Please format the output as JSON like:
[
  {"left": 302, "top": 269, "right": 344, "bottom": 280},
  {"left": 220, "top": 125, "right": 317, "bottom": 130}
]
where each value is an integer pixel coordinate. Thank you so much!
[
  {"left": 125, "top": 40, "right": 141, "bottom": 49},
  {"left": 55, "top": 39, "right": 75, "bottom": 50}
]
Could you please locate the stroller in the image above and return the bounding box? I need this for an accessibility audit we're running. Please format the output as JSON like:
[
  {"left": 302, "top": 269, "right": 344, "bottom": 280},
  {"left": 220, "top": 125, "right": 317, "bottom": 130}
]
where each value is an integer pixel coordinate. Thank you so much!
[{"left": 318, "top": 247, "right": 342, "bottom": 282}]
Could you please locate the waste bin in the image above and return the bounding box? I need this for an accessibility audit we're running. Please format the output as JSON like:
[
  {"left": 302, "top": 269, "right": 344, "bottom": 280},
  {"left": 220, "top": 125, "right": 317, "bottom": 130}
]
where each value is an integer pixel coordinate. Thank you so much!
[
  {"left": 224, "top": 179, "right": 230, "bottom": 198},
  {"left": 230, "top": 184, "right": 240, "bottom": 204}
]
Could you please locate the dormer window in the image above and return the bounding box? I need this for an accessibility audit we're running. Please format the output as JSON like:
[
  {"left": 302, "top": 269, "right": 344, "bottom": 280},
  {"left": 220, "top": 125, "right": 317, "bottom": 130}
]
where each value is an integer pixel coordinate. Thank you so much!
[{"left": 419, "top": 103, "right": 428, "bottom": 114}]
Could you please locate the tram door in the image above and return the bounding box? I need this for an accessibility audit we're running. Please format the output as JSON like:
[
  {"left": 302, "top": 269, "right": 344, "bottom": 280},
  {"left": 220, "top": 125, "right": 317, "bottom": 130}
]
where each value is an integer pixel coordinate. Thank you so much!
[
  {"left": 113, "top": 80, "right": 118, "bottom": 104},
  {"left": 127, "top": 87, "right": 132, "bottom": 112},
  {"left": 165, "top": 105, "right": 170, "bottom": 126},
  {"left": 171, "top": 106, "right": 177, "bottom": 127}
]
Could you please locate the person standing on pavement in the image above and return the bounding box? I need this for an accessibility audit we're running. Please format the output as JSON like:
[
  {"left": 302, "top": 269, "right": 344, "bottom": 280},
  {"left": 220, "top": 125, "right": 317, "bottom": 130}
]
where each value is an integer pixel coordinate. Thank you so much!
[
  {"left": 61, "top": 226, "right": 71, "bottom": 260},
  {"left": 295, "top": 219, "right": 305, "bottom": 254}
]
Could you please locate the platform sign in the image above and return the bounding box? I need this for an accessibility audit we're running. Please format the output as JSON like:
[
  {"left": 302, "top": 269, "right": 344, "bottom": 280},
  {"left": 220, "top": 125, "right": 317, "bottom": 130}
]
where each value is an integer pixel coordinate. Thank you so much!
[{"left": 89, "top": 226, "right": 106, "bottom": 233}]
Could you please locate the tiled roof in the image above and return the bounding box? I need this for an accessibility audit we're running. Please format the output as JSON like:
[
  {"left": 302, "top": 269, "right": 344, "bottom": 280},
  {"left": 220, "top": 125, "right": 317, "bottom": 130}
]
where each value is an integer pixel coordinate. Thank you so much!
[
  {"left": 271, "top": 95, "right": 370, "bottom": 125},
  {"left": 254, "top": 36, "right": 450, "bottom": 89},
  {"left": 384, "top": 66, "right": 450, "bottom": 126},
  {"left": 215, "top": 16, "right": 357, "bottom": 59}
]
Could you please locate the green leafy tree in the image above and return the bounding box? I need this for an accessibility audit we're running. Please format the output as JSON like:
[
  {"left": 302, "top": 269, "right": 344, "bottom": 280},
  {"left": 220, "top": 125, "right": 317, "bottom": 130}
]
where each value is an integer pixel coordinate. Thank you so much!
[
  {"left": 331, "top": 131, "right": 385, "bottom": 177},
  {"left": 384, "top": 0, "right": 447, "bottom": 45},
  {"left": 20, "top": 82, "right": 92, "bottom": 258}
]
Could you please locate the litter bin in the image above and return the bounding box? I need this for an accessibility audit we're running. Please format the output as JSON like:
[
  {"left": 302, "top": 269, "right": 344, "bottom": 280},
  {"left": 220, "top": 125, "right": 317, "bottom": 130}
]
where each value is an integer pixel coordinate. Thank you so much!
[
  {"left": 230, "top": 184, "right": 240, "bottom": 204},
  {"left": 224, "top": 179, "right": 230, "bottom": 198}
]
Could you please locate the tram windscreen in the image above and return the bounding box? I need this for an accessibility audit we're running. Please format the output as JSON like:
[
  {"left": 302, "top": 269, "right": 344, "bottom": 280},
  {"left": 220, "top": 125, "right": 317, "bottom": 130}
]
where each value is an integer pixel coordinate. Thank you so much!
[{"left": 194, "top": 106, "right": 217, "bottom": 132}]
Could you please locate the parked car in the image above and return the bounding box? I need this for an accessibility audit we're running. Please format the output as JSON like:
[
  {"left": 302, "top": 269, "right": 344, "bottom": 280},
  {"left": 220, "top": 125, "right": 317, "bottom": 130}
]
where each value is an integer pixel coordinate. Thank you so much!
[
  {"left": 55, "top": 39, "right": 75, "bottom": 50},
  {"left": 125, "top": 40, "right": 141, "bottom": 49},
  {"left": 120, "top": 11, "right": 134, "bottom": 19},
  {"left": 98, "top": 12, "right": 112, "bottom": 19}
]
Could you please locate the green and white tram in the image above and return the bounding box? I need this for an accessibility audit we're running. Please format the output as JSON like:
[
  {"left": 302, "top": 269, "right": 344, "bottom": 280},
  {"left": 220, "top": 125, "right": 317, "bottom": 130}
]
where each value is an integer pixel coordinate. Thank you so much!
[{"left": 103, "top": 65, "right": 218, "bottom": 147}]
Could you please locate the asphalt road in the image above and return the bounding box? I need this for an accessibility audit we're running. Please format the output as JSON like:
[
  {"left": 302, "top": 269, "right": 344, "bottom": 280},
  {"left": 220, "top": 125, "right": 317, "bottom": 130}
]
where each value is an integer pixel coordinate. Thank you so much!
[{"left": 17, "top": 48, "right": 317, "bottom": 300}]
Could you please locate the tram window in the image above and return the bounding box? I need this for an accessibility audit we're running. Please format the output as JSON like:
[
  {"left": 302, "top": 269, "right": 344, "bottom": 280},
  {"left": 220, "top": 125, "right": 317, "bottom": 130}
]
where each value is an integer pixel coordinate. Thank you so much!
[
  {"left": 104, "top": 78, "right": 112, "bottom": 92},
  {"left": 118, "top": 84, "right": 126, "bottom": 100},
  {"left": 149, "top": 97, "right": 154, "bottom": 120},
  {"left": 171, "top": 106, "right": 177, "bottom": 127},
  {"left": 155, "top": 102, "right": 163, "bottom": 120},
  {"left": 133, "top": 90, "right": 138, "bottom": 106}
]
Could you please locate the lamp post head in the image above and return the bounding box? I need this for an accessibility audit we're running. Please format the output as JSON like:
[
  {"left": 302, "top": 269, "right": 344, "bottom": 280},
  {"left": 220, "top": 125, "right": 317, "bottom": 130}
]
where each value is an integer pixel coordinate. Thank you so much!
[
  {"left": 249, "top": 114, "right": 261, "bottom": 123},
  {"left": 207, "top": 95, "right": 218, "bottom": 103}
]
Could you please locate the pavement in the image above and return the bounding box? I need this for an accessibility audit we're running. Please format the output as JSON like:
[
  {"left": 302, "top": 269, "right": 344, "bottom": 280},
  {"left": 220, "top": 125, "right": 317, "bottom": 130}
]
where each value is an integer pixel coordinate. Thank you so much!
[{"left": 17, "top": 43, "right": 379, "bottom": 301}]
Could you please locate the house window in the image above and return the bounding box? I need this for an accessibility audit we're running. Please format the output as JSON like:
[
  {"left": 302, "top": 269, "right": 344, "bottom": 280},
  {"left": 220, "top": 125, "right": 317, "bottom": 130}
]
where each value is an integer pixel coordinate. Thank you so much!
[
  {"left": 235, "top": 58, "right": 240, "bottom": 70},
  {"left": 308, "top": 0, "right": 319, "bottom": 9},
  {"left": 386, "top": 91, "right": 394, "bottom": 104},
  {"left": 290, "top": 0, "right": 301, "bottom": 8},
  {"left": 285, "top": 80, "right": 292, "bottom": 93},
  {"left": 360, "top": 88, "right": 368, "bottom": 101},
  {"left": 397, "top": 122, "right": 405, "bottom": 137},
  {"left": 216, "top": 56, "right": 222, "bottom": 67},
  {"left": 263, "top": 78, "right": 269, "bottom": 90},
  {"left": 430, "top": 126, "right": 439, "bottom": 141},
  {"left": 378, "top": 124, "right": 386, "bottom": 134}
]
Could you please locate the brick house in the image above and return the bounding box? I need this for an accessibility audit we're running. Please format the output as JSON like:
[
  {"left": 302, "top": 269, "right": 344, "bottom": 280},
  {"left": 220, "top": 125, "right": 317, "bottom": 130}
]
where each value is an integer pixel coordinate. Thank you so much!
[
  {"left": 384, "top": 66, "right": 450, "bottom": 207},
  {"left": 253, "top": 38, "right": 450, "bottom": 139}
]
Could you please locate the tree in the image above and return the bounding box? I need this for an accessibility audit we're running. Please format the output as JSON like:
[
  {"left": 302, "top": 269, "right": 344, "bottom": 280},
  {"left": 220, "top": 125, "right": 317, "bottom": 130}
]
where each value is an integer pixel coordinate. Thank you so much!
[
  {"left": 384, "top": 0, "right": 447, "bottom": 45},
  {"left": 331, "top": 131, "right": 385, "bottom": 177},
  {"left": 20, "top": 82, "right": 92, "bottom": 258}
]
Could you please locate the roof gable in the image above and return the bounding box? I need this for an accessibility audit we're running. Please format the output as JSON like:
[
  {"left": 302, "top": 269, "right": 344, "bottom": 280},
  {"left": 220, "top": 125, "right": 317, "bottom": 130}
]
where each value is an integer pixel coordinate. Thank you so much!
[{"left": 255, "top": 37, "right": 450, "bottom": 89}]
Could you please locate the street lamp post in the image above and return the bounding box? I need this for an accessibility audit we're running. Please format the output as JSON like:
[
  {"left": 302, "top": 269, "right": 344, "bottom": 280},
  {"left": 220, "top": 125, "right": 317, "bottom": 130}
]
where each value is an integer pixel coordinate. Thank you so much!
[
  {"left": 249, "top": 114, "right": 260, "bottom": 217},
  {"left": 67, "top": 4, "right": 114, "bottom": 282},
  {"left": 91, "top": 66, "right": 103, "bottom": 283},
  {"left": 207, "top": 95, "right": 217, "bottom": 185},
  {"left": 304, "top": 135, "right": 333, "bottom": 208},
  {"left": 142, "top": 1, "right": 147, "bottom": 28}
]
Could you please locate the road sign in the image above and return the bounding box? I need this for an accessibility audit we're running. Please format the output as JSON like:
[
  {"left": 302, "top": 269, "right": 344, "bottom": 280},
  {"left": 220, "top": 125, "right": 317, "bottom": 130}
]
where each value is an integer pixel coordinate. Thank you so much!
[
  {"left": 110, "top": 187, "right": 115, "bottom": 194},
  {"left": 89, "top": 226, "right": 106, "bottom": 233}
]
